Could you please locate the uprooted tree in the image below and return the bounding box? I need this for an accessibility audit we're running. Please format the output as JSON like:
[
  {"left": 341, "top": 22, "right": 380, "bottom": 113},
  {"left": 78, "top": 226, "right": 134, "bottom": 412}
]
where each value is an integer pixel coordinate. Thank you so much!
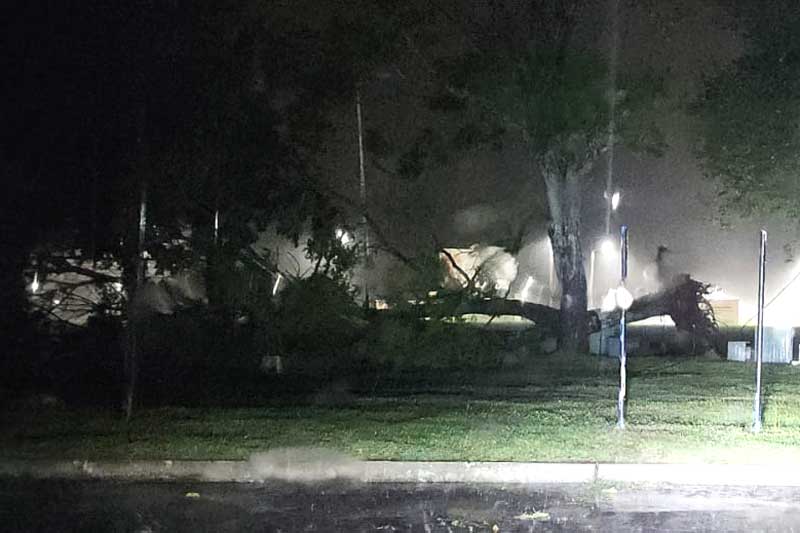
[
  {"left": 328, "top": 0, "right": 670, "bottom": 352},
  {"left": 451, "top": 273, "right": 718, "bottom": 347},
  {"left": 435, "top": 4, "right": 667, "bottom": 351}
]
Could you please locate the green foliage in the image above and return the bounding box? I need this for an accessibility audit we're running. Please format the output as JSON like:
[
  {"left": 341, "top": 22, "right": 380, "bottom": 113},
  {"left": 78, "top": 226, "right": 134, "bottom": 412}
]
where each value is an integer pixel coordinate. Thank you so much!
[
  {"left": 396, "top": 128, "right": 450, "bottom": 181},
  {"left": 383, "top": 252, "right": 446, "bottom": 305},
  {"left": 615, "top": 70, "right": 668, "bottom": 157},
  {"left": 439, "top": 48, "right": 607, "bottom": 152},
  {"left": 206, "top": 246, "right": 275, "bottom": 317},
  {"left": 276, "top": 275, "right": 365, "bottom": 357},
  {"left": 442, "top": 46, "right": 666, "bottom": 164},
  {"left": 695, "top": 1, "right": 800, "bottom": 219},
  {"left": 361, "top": 316, "right": 503, "bottom": 371},
  {"left": 304, "top": 205, "right": 360, "bottom": 282}
]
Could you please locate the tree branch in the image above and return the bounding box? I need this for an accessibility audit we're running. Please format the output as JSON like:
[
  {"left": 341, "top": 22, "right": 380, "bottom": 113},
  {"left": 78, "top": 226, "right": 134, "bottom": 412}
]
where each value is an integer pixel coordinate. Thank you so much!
[{"left": 41, "top": 256, "right": 121, "bottom": 284}]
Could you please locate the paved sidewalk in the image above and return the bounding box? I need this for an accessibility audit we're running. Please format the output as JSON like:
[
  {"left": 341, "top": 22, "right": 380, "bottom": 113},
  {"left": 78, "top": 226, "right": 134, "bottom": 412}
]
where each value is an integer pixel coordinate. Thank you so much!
[{"left": 3, "top": 456, "right": 800, "bottom": 486}]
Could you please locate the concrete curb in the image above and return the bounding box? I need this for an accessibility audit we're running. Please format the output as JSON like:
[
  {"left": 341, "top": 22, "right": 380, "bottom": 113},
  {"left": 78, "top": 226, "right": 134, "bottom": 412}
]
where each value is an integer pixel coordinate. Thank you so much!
[{"left": 4, "top": 459, "right": 800, "bottom": 486}]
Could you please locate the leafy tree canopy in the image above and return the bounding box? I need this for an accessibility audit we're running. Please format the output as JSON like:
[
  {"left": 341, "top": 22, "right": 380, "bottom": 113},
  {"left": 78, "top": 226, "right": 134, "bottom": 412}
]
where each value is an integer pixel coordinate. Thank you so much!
[{"left": 696, "top": 0, "right": 800, "bottom": 219}]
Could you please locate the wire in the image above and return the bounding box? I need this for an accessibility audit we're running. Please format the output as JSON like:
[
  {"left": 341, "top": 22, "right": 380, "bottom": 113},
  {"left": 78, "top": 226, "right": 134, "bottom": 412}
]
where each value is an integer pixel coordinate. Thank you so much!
[{"left": 738, "top": 264, "right": 800, "bottom": 329}]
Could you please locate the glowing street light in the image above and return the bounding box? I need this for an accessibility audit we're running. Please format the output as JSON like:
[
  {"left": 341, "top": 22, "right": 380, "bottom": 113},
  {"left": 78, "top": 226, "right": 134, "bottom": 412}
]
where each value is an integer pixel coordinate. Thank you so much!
[
  {"left": 30, "top": 271, "right": 40, "bottom": 293},
  {"left": 600, "top": 238, "right": 615, "bottom": 257}
]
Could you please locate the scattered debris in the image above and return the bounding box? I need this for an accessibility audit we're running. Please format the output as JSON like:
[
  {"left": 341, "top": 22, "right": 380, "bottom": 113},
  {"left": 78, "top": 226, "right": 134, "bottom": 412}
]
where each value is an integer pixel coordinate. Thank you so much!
[{"left": 515, "top": 511, "right": 550, "bottom": 521}]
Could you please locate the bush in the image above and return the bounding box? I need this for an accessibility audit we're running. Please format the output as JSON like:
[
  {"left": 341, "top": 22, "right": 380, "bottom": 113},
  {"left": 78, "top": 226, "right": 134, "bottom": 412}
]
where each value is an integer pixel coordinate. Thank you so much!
[
  {"left": 276, "top": 274, "right": 366, "bottom": 360},
  {"left": 361, "top": 315, "right": 505, "bottom": 371}
]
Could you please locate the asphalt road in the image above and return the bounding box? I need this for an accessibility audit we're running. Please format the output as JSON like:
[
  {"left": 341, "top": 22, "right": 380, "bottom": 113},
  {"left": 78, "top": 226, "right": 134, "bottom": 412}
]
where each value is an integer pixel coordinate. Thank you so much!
[{"left": 2, "top": 478, "right": 800, "bottom": 532}]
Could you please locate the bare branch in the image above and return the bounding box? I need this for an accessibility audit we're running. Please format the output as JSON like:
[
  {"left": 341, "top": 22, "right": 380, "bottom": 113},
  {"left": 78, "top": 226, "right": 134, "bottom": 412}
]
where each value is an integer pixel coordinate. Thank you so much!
[
  {"left": 439, "top": 247, "right": 472, "bottom": 287},
  {"left": 42, "top": 256, "right": 121, "bottom": 284}
]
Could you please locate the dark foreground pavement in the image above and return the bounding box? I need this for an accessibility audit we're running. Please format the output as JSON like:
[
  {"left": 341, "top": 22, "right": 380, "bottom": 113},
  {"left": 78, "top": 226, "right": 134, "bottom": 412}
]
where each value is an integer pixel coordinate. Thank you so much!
[{"left": 2, "top": 478, "right": 800, "bottom": 532}]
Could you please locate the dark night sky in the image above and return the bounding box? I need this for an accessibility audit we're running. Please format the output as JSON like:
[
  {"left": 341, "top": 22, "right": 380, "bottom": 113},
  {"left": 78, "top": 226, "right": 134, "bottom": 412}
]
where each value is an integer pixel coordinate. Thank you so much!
[{"left": 2, "top": 0, "right": 797, "bottom": 319}]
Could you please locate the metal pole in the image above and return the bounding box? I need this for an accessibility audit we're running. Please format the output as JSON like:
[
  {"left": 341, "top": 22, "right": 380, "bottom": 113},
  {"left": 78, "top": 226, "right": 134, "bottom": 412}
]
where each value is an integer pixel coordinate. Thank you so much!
[
  {"left": 136, "top": 182, "right": 147, "bottom": 287},
  {"left": 617, "top": 225, "right": 628, "bottom": 430},
  {"left": 588, "top": 249, "right": 596, "bottom": 309},
  {"left": 753, "top": 229, "right": 767, "bottom": 433},
  {"left": 604, "top": 0, "right": 620, "bottom": 236},
  {"left": 356, "top": 89, "right": 370, "bottom": 307},
  {"left": 213, "top": 209, "right": 220, "bottom": 246},
  {"left": 547, "top": 239, "right": 555, "bottom": 306},
  {"left": 356, "top": 89, "right": 368, "bottom": 254}
]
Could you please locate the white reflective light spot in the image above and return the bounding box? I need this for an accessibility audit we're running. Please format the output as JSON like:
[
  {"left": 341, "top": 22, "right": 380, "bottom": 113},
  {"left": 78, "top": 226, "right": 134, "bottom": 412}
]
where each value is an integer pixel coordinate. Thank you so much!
[
  {"left": 602, "top": 289, "right": 617, "bottom": 312},
  {"left": 616, "top": 285, "right": 634, "bottom": 310}
]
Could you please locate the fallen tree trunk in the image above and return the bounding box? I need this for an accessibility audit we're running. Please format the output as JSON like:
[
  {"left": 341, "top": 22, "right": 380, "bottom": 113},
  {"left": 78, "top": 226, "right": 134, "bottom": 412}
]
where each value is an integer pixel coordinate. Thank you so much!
[
  {"left": 455, "top": 297, "right": 561, "bottom": 332},
  {"left": 453, "top": 273, "right": 716, "bottom": 341},
  {"left": 598, "top": 274, "right": 716, "bottom": 339}
]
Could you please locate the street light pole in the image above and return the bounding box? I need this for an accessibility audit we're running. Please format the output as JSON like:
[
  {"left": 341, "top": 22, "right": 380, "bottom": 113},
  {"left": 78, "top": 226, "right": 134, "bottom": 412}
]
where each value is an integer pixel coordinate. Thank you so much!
[
  {"left": 356, "top": 89, "right": 370, "bottom": 307},
  {"left": 356, "top": 89, "right": 368, "bottom": 254},
  {"left": 604, "top": 0, "right": 620, "bottom": 236}
]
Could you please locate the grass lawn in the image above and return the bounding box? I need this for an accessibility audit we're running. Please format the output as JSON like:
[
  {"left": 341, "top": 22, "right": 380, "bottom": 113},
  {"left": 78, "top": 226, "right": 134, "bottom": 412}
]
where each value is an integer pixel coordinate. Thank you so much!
[{"left": 3, "top": 355, "right": 800, "bottom": 463}]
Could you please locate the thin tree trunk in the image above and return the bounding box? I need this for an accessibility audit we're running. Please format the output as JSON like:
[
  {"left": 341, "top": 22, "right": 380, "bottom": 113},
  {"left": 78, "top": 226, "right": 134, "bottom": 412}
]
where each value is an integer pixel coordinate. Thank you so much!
[
  {"left": 123, "top": 321, "right": 138, "bottom": 430},
  {"left": 124, "top": 179, "right": 147, "bottom": 430}
]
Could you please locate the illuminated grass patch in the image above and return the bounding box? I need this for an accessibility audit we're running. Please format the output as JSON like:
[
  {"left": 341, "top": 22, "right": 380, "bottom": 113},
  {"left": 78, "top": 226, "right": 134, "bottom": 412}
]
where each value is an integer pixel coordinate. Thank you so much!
[{"left": 2, "top": 356, "right": 800, "bottom": 463}]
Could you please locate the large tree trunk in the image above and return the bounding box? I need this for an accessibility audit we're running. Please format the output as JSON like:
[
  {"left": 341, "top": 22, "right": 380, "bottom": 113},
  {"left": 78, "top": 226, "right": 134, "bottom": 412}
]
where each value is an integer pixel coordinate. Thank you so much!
[
  {"left": 542, "top": 149, "right": 590, "bottom": 353},
  {"left": 549, "top": 216, "right": 588, "bottom": 352}
]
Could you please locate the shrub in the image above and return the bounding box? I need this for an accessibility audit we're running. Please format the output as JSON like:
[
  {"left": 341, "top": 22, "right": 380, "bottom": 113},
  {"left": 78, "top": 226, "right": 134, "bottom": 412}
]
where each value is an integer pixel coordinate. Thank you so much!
[
  {"left": 276, "top": 274, "right": 365, "bottom": 359},
  {"left": 362, "top": 314, "right": 504, "bottom": 371}
]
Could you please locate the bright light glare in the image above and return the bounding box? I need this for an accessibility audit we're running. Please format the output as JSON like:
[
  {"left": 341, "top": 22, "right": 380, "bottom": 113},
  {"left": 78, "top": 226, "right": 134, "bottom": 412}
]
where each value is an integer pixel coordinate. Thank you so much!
[
  {"left": 601, "top": 289, "right": 617, "bottom": 312},
  {"left": 611, "top": 191, "right": 621, "bottom": 211},
  {"left": 30, "top": 272, "right": 40, "bottom": 293},
  {"left": 336, "top": 228, "right": 352, "bottom": 245},
  {"left": 522, "top": 275, "right": 534, "bottom": 295},
  {"left": 272, "top": 273, "right": 282, "bottom": 296},
  {"left": 616, "top": 285, "right": 634, "bottom": 310},
  {"left": 600, "top": 239, "right": 615, "bottom": 257}
]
